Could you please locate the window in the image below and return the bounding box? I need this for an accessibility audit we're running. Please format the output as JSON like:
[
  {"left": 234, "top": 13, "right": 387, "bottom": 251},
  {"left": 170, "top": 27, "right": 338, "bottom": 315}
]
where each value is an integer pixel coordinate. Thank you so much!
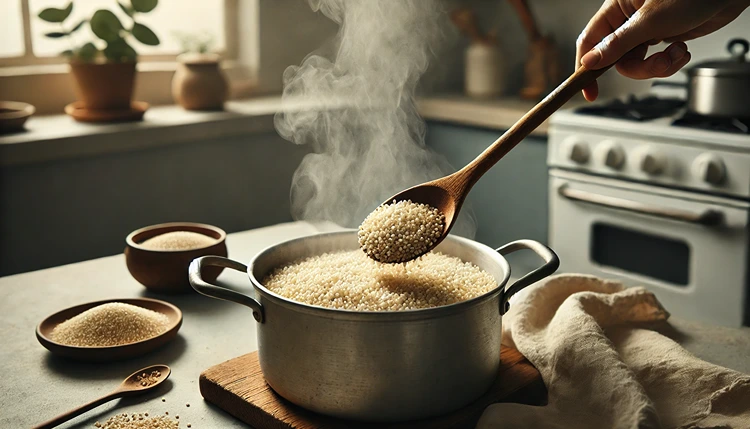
[
  {"left": 1, "top": 1, "right": 26, "bottom": 59},
  {"left": 1, "top": 0, "right": 236, "bottom": 66}
]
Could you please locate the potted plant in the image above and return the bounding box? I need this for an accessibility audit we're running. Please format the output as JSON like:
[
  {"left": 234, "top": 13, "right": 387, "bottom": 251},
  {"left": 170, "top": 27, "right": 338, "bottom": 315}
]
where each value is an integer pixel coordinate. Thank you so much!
[
  {"left": 37, "top": 0, "right": 160, "bottom": 112},
  {"left": 171, "top": 31, "right": 228, "bottom": 111}
]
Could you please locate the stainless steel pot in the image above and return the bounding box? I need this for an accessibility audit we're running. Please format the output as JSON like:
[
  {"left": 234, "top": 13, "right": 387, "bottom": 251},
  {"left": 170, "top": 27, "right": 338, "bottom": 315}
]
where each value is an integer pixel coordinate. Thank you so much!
[
  {"left": 687, "top": 38, "right": 750, "bottom": 117},
  {"left": 188, "top": 230, "right": 558, "bottom": 422}
]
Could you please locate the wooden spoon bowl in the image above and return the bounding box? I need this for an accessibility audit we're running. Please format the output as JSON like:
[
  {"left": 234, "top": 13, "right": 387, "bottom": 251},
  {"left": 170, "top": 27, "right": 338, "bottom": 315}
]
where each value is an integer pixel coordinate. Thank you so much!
[
  {"left": 380, "top": 65, "right": 614, "bottom": 259},
  {"left": 33, "top": 364, "right": 171, "bottom": 429}
]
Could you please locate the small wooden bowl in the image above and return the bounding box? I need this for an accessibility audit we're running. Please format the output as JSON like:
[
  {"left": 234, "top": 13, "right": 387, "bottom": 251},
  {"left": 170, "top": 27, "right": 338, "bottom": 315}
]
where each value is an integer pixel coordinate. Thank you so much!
[
  {"left": 125, "top": 222, "right": 228, "bottom": 294},
  {"left": 37, "top": 298, "right": 182, "bottom": 362},
  {"left": 0, "top": 101, "right": 35, "bottom": 133}
]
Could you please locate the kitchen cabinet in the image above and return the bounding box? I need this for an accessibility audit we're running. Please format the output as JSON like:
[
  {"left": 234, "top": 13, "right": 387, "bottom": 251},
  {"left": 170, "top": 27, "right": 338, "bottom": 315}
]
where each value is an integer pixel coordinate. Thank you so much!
[
  {"left": 0, "top": 131, "right": 308, "bottom": 276},
  {"left": 426, "top": 121, "right": 548, "bottom": 274}
]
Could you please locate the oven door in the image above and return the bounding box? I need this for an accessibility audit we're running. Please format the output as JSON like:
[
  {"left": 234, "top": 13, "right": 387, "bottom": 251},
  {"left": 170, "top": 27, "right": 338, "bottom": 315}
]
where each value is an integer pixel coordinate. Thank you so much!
[{"left": 549, "top": 169, "right": 750, "bottom": 327}]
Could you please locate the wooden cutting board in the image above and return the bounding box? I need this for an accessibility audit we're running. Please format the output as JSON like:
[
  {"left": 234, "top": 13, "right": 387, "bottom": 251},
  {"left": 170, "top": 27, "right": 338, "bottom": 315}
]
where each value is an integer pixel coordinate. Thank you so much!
[{"left": 199, "top": 347, "right": 546, "bottom": 429}]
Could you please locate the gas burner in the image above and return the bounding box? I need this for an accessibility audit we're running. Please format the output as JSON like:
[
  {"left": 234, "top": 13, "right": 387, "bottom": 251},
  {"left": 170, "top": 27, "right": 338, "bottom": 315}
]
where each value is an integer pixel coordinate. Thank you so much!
[
  {"left": 672, "top": 113, "right": 750, "bottom": 135},
  {"left": 575, "top": 95, "right": 685, "bottom": 121}
]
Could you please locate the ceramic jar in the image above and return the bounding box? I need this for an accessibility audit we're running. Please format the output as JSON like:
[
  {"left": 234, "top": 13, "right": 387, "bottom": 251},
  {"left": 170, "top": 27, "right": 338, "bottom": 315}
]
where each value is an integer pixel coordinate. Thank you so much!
[
  {"left": 465, "top": 43, "right": 505, "bottom": 98},
  {"left": 172, "top": 53, "right": 228, "bottom": 110}
]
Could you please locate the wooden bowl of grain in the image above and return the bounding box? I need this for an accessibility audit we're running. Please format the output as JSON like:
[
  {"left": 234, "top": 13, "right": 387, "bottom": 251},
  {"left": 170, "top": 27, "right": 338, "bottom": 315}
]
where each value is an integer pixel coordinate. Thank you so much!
[
  {"left": 125, "top": 222, "right": 227, "bottom": 294},
  {"left": 0, "top": 101, "right": 35, "bottom": 133}
]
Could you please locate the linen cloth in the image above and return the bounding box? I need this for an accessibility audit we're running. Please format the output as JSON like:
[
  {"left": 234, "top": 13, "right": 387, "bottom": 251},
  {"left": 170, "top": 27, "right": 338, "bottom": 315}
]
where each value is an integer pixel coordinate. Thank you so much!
[{"left": 477, "top": 274, "right": 750, "bottom": 429}]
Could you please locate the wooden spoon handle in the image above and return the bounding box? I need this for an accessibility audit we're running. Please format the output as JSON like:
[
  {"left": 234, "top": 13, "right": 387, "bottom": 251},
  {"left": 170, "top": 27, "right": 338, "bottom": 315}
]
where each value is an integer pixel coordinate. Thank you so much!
[
  {"left": 460, "top": 65, "right": 612, "bottom": 185},
  {"left": 32, "top": 390, "right": 123, "bottom": 429}
]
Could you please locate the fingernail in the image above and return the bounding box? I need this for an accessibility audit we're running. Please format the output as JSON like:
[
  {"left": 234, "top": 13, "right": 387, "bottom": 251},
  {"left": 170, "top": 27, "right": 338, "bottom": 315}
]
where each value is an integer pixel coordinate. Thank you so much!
[
  {"left": 654, "top": 56, "right": 670, "bottom": 73},
  {"left": 668, "top": 44, "right": 686, "bottom": 60},
  {"left": 581, "top": 50, "right": 601, "bottom": 68}
]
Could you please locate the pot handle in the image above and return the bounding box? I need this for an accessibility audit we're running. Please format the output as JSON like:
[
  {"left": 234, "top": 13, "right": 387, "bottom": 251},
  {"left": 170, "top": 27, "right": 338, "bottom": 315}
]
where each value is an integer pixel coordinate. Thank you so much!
[
  {"left": 188, "top": 256, "right": 264, "bottom": 323},
  {"left": 496, "top": 240, "right": 559, "bottom": 314},
  {"left": 728, "top": 38, "right": 748, "bottom": 61}
]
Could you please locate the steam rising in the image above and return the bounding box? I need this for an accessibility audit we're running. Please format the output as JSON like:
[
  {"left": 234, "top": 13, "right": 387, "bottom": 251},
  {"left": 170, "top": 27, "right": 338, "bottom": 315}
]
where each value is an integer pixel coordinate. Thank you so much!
[{"left": 275, "top": 0, "right": 476, "bottom": 237}]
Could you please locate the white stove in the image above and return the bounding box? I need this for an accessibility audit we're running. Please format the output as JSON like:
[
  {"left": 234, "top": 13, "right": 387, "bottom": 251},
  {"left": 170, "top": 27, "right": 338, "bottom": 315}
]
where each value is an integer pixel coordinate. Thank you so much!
[{"left": 548, "top": 97, "right": 750, "bottom": 327}]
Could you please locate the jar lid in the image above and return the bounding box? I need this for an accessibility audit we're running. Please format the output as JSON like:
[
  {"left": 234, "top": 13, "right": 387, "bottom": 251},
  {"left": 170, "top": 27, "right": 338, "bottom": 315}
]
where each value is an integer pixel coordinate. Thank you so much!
[{"left": 689, "top": 38, "right": 750, "bottom": 77}]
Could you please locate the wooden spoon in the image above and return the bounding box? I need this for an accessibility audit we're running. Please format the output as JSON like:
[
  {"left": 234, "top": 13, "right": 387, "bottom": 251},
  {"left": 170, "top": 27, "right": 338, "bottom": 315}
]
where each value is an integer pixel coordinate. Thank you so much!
[
  {"left": 33, "top": 364, "right": 171, "bottom": 429},
  {"left": 376, "top": 65, "right": 612, "bottom": 260}
]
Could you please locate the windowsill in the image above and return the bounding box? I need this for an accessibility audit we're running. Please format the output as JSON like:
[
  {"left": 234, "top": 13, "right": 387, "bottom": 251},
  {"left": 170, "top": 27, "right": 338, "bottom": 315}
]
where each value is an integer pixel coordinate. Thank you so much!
[
  {"left": 0, "top": 93, "right": 578, "bottom": 167},
  {"left": 0, "top": 97, "right": 283, "bottom": 166},
  {"left": 0, "top": 61, "right": 186, "bottom": 77},
  {"left": 418, "top": 93, "right": 589, "bottom": 135}
]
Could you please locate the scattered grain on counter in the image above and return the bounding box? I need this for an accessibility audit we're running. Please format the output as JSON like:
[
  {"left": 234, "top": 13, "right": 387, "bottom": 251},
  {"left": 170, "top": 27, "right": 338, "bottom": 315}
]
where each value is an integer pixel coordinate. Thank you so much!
[
  {"left": 263, "top": 250, "right": 496, "bottom": 311},
  {"left": 358, "top": 199, "right": 445, "bottom": 263},
  {"left": 51, "top": 303, "right": 170, "bottom": 347},
  {"left": 94, "top": 413, "right": 178, "bottom": 429},
  {"left": 140, "top": 231, "right": 217, "bottom": 251}
]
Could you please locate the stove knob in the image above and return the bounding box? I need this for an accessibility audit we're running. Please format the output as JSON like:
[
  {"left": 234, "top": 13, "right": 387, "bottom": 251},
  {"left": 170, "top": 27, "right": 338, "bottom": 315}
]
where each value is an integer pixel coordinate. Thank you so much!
[
  {"left": 597, "top": 141, "right": 625, "bottom": 169},
  {"left": 637, "top": 147, "right": 667, "bottom": 175},
  {"left": 562, "top": 138, "right": 589, "bottom": 164},
  {"left": 692, "top": 153, "right": 726, "bottom": 185}
]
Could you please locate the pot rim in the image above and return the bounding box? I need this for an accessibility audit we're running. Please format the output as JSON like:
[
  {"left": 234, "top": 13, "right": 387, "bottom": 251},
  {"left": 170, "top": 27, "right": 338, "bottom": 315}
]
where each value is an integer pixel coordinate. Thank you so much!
[{"left": 245, "top": 230, "right": 511, "bottom": 321}]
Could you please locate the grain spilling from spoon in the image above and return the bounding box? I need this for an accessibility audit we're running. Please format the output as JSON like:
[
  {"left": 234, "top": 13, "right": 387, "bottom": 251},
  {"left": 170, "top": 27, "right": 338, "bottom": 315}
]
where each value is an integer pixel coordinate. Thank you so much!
[{"left": 358, "top": 200, "right": 445, "bottom": 263}]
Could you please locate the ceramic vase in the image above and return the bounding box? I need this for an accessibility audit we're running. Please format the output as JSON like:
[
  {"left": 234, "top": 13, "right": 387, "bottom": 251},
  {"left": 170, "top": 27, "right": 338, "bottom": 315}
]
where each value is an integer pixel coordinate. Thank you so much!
[
  {"left": 465, "top": 43, "right": 505, "bottom": 98},
  {"left": 172, "top": 53, "right": 228, "bottom": 111}
]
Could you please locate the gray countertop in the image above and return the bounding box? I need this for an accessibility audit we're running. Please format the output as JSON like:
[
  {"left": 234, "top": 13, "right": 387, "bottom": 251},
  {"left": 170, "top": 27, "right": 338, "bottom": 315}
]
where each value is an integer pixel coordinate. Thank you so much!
[{"left": 1, "top": 221, "right": 749, "bottom": 428}]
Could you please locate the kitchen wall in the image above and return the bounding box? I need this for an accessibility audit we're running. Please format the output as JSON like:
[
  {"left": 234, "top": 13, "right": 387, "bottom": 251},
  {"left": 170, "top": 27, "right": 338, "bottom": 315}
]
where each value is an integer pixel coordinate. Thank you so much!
[
  {"left": 264, "top": 0, "right": 750, "bottom": 97},
  {"left": 0, "top": 133, "right": 309, "bottom": 276}
]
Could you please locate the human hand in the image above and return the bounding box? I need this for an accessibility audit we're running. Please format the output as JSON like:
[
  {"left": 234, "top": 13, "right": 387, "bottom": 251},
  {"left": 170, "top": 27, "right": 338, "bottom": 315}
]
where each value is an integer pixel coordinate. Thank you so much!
[{"left": 576, "top": 0, "right": 750, "bottom": 101}]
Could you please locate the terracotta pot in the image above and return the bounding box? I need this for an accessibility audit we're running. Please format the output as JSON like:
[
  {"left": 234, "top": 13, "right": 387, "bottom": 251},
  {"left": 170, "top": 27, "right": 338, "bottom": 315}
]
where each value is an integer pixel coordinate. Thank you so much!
[
  {"left": 172, "top": 53, "right": 228, "bottom": 110},
  {"left": 69, "top": 61, "right": 136, "bottom": 110}
]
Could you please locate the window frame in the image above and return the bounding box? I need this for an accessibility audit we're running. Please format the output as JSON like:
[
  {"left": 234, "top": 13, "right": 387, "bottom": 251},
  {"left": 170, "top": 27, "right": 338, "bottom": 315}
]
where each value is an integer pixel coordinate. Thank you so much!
[{"left": 0, "top": 0, "right": 240, "bottom": 67}]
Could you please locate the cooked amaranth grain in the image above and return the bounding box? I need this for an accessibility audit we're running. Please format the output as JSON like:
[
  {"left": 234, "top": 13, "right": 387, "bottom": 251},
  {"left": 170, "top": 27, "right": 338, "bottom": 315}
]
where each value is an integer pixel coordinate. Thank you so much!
[
  {"left": 52, "top": 302, "right": 170, "bottom": 347},
  {"left": 263, "top": 250, "right": 496, "bottom": 311},
  {"left": 358, "top": 199, "right": 445, "bottom": 263}
]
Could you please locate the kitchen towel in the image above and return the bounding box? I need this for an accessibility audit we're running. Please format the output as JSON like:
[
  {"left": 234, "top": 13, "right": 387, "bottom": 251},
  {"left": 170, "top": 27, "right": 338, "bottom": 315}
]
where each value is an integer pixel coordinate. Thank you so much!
[{"left": 477, "top": 274, "right": 750, "bottom": 429}]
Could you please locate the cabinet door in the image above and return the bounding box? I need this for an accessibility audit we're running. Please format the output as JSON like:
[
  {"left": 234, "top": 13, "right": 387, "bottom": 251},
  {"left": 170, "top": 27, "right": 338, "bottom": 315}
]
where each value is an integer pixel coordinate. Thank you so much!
[{"left": 426, "top": 122, "right": 548, "bottom": 274}]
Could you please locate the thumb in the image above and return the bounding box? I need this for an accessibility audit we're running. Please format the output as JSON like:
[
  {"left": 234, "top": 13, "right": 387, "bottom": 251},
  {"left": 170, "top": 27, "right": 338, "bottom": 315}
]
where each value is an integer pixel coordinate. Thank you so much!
[{"left": 581, "top": 11, "right": 654, "bottom": 69}]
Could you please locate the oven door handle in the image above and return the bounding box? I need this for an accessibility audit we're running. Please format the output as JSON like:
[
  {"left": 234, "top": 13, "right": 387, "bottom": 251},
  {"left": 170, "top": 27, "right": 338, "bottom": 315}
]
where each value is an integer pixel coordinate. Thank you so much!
[{"left": 558, "top": 185, "right": 724, "bottom": 226}]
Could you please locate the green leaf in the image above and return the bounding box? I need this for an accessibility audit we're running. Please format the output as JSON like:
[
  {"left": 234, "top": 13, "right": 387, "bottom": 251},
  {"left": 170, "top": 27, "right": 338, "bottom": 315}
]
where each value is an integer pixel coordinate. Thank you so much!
[
  {"left": 131, "top": 22, "right": 160, "bottom": 46},
  {"left": 44, "top": 31, "right": 68, "bottom": 38},
  {"left": 78, "top": 42, "right": 98, "bottom": 61},
  {"left": 131, "top": 0, "right": 158, "bottom": 13},
  {"left": 61, "top": 49, "right": 74, "bottom": 57},
  {"left": 104, "top": 38, "right": 137, "bottom": 62},
  {"left": 69, "top": 19, "right": 86, "bottom": 33},
  {"left": 118, "top": 1, "right": 134, "bottom": 17},
  {"left": 38, "top": 2, "right": 73, "bottom": 23},
  {"left": 90, "top": 10, "right": 123, "bottom": 42}
]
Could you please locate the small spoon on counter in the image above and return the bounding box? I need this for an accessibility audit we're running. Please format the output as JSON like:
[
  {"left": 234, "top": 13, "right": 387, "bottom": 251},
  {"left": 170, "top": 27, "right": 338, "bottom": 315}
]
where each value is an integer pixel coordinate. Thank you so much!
[
  {"left": 362, "top": 65, "right": 613, "bottom": 262},
  {"left": 33, "top": 364, "right": 171, "bottom": 429}
]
